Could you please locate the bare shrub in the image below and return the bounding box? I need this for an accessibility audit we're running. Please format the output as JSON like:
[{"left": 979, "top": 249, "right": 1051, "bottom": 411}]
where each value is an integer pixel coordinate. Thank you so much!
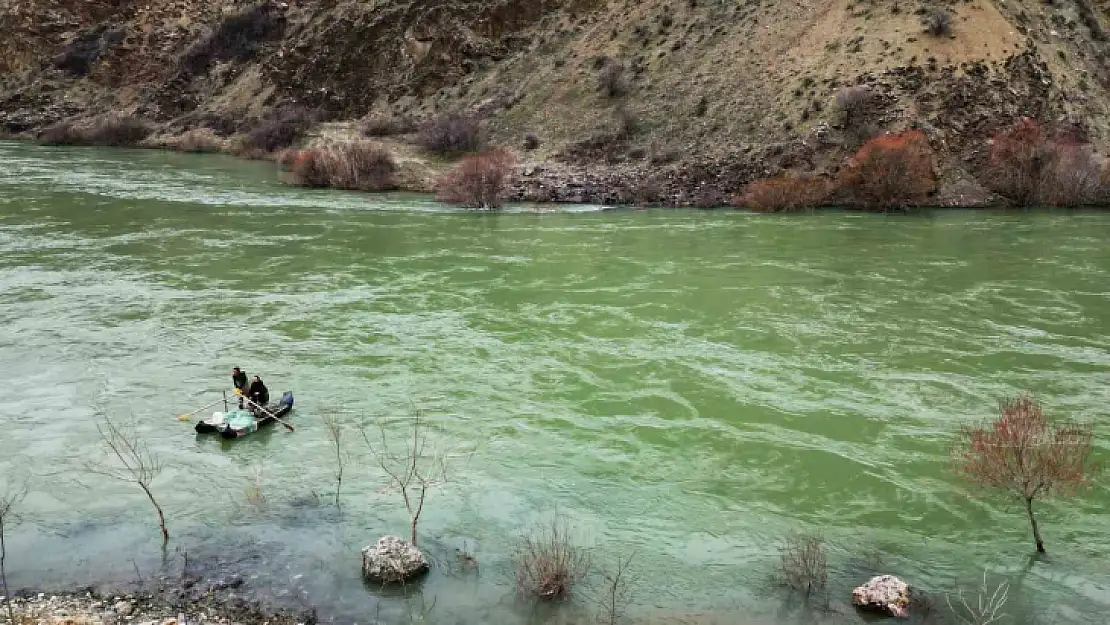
[
  {"left": 954, "top": 394, "right": 1098, "bottom": 553},
  {"left": 37, "top": 120, "right": 82, "bottom": 145},
  {"left": 777, "top": 531, "right": 827, "bottom": 597},
  {"left": 926, "top": 9, "right": 953, "bottom": 37},
  {"left": 362, "top": 114, "right": 416, "bottom": 137},
  {"left": 838, "top": 130, "right": 935, "bottom": 209},
  {"left": 180, "top": 3, "right": 284, "bottom": 75},
  {"left": 244, "top": 463, "right": 266, "bottom": 510},
  {"left": 597, "top": 57, "right": 628, "bottom": 97},
  {"left": 435, "top": 148, "right": 517, "bottom": 209},
  {"left": 985, "top": 117, "right": 1103, "bottom": 206},
  {"left": 176, "top": 128, "right": 226, "bottom": 153},
  {"left": 244, "top": 106, "right": 313, "bottom": 153},
  {"left": 597, "top": 552, "right": 636, "bottom": 625},
  {"left": 320, "top": 409, "right": 347, "bottom": 507},
  {"left": 279, "top": 143, "right": 396, "bottom": 192},
  {"left": 37, "top": 115, "right": 153, "bottom": 147},
  {"left": 946, "top": 572, "right": 1009, "bottom": 625},
  {"left": 835, "top": 85, "right": 875, "bottom": 132},
  {"left": 522, "top": 132, "right": 541, "bottom": 151},
  {"left": 418, "top": 112, "right": 483, "bottom": 156},
  {"left": 514, "top": 517, "right": 590, "bottom": 601},
  {"left": 1, "top": 478, "right": 27, "bottom": 625},
  {"left": 741, "top": 171, "right": 830, "bottom": 212},
  {"left": 614, "top": 106, "right": 638, "bottom": 139},
  {"left": 87, "top": 415, "right": 168, "bottom": 544},
  {"left": 361, "top": 409, "right": 450, "bottom": 546}
]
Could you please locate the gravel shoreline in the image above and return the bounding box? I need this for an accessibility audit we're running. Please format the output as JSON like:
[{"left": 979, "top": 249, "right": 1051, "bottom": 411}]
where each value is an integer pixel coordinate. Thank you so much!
[{"left": 1, "top": 589, "right": 311, "bottom": 625}]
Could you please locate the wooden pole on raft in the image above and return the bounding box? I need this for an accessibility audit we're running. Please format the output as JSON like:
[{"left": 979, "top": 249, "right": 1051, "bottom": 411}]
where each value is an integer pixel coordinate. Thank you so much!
[
  {"left": 223, "top": 390, "right": 229, "bottom": 412},
  {"left": 176, "top": 397, "right": 227, "bottom": 422},
  {"left": 239, "top": 394, "right": 295, "bottom": 432}
]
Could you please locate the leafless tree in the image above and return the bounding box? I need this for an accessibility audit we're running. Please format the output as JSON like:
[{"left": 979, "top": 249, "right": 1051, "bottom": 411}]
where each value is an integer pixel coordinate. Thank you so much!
[
  {"left": 0, "top": 479, "right": 27, "bottom": 625},
  {"left": 597, "top": 552, "right": 636, "bottom": 625},
  {"left": 514, "top": 516, "right": 591, "bottom": 601},
  {"left": 361, "top": 409, "right": 449, "bottom": 546},
  {"left": 954, "top": 394, "right": 1098, "bottom": 553},
  {"left": 88, "top": 415, "right": 168, "bottom": 544},
  {"left": 320, "top": 409, "right": 347, "bottom": 507}
]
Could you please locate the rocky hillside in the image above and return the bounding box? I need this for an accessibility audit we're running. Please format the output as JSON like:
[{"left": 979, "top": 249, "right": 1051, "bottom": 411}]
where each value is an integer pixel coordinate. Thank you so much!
[{"left": 1, "top": 0, "right": 1109, "bottom": 206}]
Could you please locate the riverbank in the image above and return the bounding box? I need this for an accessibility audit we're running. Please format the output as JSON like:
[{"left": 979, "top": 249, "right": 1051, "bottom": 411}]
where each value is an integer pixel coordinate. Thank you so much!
[{"left": 0, "top": 589, "right": 309, "bottom": 625}]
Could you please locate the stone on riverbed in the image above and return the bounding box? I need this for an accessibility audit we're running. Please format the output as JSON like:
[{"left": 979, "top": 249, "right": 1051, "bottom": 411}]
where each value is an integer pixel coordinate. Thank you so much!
[
  {"left": 361, "top": 535, "right": 429, "bottom": 584},
  {"left": 852, "top": 575, "right": 910, "bottom": 618}
]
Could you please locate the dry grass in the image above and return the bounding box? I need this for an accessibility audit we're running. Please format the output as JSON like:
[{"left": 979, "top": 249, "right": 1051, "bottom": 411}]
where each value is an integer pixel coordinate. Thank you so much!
[
  {"left": 175, "top": 128, "right": 226, "bottom": 154},
  {"left": 279, "top": 142, "right": 397, "bottom": 192},
  {"left": 362, "top": 114, "right": 416, "bottom": 137},
  {"left": 37, "top": 115, "right": 153, "bottom": 147},
  {"left": 435, "top": 148, "right": 517, "bottom": 209},
  {"left": 514, "top": 517, "right": 590, "bottom": 601}
]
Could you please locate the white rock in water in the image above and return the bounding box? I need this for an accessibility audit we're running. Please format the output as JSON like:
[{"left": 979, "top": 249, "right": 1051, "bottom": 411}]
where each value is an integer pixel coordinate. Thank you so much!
[
  {"left": 115, "top": 600, "right": 134, "bottom": 616},
  {"left": 852, "top": 574, "right": 911, "bottom": 618},
  {"left": 361, "top": 535, "right": 429, "bottom": 583}
]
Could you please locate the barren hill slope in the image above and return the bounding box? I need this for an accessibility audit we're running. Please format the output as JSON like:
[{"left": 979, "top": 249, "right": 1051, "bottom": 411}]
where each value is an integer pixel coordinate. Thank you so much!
[{"left": 2, "top": 0, "right": 1108, "bottom": 205}]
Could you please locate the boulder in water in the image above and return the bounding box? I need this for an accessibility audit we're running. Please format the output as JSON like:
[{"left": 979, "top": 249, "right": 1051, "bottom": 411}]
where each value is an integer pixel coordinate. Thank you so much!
[
  {"left": 852, "top": 575, "right": 910, "bottom": 617},
  {"left": 361, "top": 535, "right": 429, "bottom": 584}
]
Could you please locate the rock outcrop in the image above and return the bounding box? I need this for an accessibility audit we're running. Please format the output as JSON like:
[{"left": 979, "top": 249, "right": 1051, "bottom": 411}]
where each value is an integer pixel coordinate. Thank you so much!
[
  {"left": 360, "top": 535, "right": 429, "bottom": 584},
  {"left": 852, "top": 575, "right": 911, "bottom": 618}
]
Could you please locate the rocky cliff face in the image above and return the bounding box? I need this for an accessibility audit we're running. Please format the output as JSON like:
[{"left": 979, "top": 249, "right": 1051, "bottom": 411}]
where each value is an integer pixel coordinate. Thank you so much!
[{"left": 1, "top": 0, "right": 1108, "bottom": 205}]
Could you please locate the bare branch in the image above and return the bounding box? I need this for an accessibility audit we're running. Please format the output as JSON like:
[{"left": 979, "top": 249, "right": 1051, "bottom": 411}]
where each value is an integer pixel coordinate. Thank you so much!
[
  {"left": 1, "top": 477, "right": 28, "bottom": 625},
  {"left": 89, "top": 413, "right": 169, "bottom": 544},
  {"left": 360, "top": 407, "right": 452, "bottom": 546},
  {"left": 946, "top": 572, "right": 1009, "bottom": 625}
]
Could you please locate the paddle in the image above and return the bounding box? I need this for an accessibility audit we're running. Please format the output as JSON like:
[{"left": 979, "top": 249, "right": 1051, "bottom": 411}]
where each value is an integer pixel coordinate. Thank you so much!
[
  {"left": 238, "top": 392, "right": 295, "bottom": 432},
  {"left": 176, "top": 397, "right": 228, "bottom": 422}
]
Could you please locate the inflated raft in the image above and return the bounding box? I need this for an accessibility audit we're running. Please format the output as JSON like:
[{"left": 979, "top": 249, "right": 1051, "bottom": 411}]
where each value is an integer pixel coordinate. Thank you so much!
[{"left": 195, "top": 391, "right": 294, "bottom": 439}]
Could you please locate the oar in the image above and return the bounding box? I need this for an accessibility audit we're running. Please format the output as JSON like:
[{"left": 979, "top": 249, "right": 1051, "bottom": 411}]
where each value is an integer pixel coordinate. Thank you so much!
[
  {"left": 176, "top": 397, "right": 228, "bottom": 422},
  {"left": 239, "top": 393, "right": 295, "bottom": 432}
]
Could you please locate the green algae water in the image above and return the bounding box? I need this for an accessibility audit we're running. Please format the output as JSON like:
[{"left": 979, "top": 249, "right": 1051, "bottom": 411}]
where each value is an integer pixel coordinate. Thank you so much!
[{"left": 0, "top": 141, "right": 1108, "bottom": 624}]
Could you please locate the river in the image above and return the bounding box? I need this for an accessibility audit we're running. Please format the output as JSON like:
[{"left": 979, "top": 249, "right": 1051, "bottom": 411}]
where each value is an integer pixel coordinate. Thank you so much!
[{"left": 0, "top": 141, "right": 1108, "bottom": 624}]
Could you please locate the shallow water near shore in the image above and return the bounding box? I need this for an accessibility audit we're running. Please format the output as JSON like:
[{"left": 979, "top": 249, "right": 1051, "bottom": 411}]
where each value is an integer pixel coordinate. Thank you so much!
[{"left": 1, "top": 140, "right": 1108, "bottom": 624}]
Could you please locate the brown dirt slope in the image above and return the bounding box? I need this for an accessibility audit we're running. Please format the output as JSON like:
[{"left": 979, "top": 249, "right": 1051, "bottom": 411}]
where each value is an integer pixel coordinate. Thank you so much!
[{"left": 1, "top": 0, "right": 1108, "bottom": 205}]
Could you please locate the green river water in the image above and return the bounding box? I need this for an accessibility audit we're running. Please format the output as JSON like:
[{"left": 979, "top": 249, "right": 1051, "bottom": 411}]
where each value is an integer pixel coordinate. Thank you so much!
[{"left": 0, "top": 141, "right": 1108, "bottom": 624}]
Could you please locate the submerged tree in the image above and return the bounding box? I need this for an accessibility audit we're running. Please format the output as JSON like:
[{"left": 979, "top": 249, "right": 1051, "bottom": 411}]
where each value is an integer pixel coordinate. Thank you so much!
[
  {"left": 88, "top": 415, "right": 169, "bottom": 544},
  {"left": 320, "top": 409, "right": 347, "bottom": 507},
  {"left": 0, "top": 478, "right": 27, "bottom": 625},
  {"left": 954, "top": 395, "right": 1098, "bottom": 554},
  {"left": 361, "top": 408, "right": 449, "bottom": 546}
]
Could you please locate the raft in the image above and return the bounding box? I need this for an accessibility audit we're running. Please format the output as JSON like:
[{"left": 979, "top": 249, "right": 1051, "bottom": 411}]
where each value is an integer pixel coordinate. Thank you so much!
[{"left": 195, "top": 391, "right": 294, "bottom": 439}]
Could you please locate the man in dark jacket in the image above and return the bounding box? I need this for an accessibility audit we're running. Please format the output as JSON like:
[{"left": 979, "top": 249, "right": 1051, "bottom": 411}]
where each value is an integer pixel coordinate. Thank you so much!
[
  {"left": 232, "top": 367, "right": 248, "bottom": 408},
  {"left": 247, "top": 375, "right": 269, "bottom": 412}
]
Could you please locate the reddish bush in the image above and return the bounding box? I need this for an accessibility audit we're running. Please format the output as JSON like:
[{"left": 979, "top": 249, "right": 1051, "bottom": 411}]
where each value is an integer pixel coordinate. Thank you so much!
[
  {"left": 435, "top": 148, "right": 517, "bottom": 209},
  {"left": 838, "top": 130, "right": 935, "bottom": 209},
  {"left": 278, "top": 142, "right": 397, "bottom": 192},
  {"left": 986, "top": 117, "right": 1102, "bottom": 206},
  {"left": 740, "top": 172, "right": 830, "bottom": 212},
  {"left": 954, "top": 395, "right": 1097, "bottom": 554}
]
